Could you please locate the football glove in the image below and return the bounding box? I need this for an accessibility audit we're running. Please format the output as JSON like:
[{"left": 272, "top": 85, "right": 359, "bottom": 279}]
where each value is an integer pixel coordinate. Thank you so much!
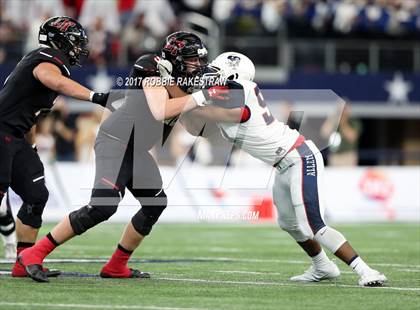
[
  {"left": 156, "top": 57, "right": 173, "bottom": 79},
  {"left": 90, "top": 92, "right": 109, "bottom": 107},
  {"left": 191, "top": 86, "right": 230, "bottom": 106}
]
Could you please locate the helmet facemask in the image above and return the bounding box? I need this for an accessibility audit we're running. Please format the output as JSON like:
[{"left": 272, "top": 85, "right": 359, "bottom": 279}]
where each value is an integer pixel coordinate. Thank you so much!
[
  {"left": 67, "top": 31, "right": 89, "bottom": 66},
  {"left": 179, "top": 54, "right": 208, "bottom": 78}
]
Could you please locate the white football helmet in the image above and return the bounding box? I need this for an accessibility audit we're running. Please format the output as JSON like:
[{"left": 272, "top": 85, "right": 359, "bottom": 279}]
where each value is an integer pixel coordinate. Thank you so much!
[{"left": 210, "top": 52, "right": 255, "bottom": 81}]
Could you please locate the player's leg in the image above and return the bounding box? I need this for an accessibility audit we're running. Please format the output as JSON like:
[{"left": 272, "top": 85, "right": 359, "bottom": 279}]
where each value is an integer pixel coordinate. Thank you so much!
[
  {"left": 272, "top": 167, "right": 339, "bottom": 282},
  {"left": 7, "top": 142, "right": 51, "bottom": 276},
  {"left": 291, "top": 141, "right": 386, "bottom": 286},
  {"left": 0, "top": 190, "right": 16, "bottom": 259},
  {"left": 100, "top": 151, "right": 165, "bottom": 278},
  {"left": 19, "top": 133, "right": 131, "bottom": 282}
]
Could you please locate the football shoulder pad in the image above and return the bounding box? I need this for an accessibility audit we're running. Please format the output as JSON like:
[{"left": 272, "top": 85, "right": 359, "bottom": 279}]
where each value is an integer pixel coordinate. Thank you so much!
[
  {"left": 133, "top": 54, "right": 159, "bottom": 78},
  {"left": 34, "top": 47, "right": 71, "bottom": 77}
]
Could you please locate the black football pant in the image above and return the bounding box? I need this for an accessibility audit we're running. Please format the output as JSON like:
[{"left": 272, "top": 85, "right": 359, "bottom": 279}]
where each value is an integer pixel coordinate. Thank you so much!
[
  {"left": 0, "top": 131, "right": 48, "bottom": 228},
  {"left": 68, "top": 130, "right": 167, "bottom": 236}
]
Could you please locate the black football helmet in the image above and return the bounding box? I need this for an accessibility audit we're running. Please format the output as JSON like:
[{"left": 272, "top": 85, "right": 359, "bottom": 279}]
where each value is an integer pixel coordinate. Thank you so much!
[
  {"left": 39, "top": 16, "right": 89, "bottom": 66},
  {"left": 161, "top": 31, "right": 208, "bottom": 78}
]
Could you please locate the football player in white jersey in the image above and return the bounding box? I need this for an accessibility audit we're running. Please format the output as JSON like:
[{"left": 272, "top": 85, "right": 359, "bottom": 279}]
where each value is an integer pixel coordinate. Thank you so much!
[{"left": 174, "top": 52, "right": 387, "bottom": 287}]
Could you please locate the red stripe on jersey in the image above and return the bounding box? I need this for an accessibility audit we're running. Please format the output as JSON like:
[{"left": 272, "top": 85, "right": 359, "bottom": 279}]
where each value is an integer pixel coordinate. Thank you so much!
[{"left": 53, "top": 56, "right": 63, "bottom": 65}]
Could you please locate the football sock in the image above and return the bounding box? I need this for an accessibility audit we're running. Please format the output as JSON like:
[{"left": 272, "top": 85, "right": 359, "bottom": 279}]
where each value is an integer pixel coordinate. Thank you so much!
[
  {"left": 20, "top": 233, "right": 59, "bottom": 265},
  {"left": 101, "top": 244, "right": 133, "bottom": 277},
  {"left": 12, "top": 242, "right": 35, "bottom": 277},
  {"left": 349, "top": 256, "right": 371, "bottom": 276},
  {"left": 17, "top": 241, "right": 34, "bottom": 254},
  {"left": 311, "top": 249, "right": 330, "bottom": 267}
]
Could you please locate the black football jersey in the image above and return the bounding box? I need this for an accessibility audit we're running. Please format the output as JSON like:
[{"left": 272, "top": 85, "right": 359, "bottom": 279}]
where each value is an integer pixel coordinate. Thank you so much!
[
  {"left": 0, "top": 47, "right": 71, "bottom": 137},
  {"left": 101, "top": 53, "right": 173, "bottom": 150}
]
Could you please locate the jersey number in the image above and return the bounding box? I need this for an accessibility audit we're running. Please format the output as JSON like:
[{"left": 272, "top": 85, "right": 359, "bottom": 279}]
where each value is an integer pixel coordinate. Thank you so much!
[{"left": 254, "top": 86, "right": 274, "bottom": 125}]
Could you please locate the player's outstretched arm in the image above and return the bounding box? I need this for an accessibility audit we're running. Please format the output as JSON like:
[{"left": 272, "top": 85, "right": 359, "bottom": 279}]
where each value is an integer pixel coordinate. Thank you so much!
[
  {"left": 189, "top": 105, "right": 243, "bottom": 123},
  {"left": 143, "top": 77, "right": 212, "bottom": 121},
  {"left": 179, "top": 105, "right": 242, "bottom": 137},
  {"left": 33, "top": 62, "right": 108, "bottom": 106}
]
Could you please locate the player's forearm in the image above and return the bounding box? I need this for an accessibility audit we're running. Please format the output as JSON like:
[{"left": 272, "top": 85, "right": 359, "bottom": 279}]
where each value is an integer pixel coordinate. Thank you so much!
[
  {"left": 165, "top": 84, "right": 187, "bottom": 99},
  {"left": 55, "top": 76, "right": 91, "bottom": 101},
  {"left": 191, "top": 106, "right": 242, "bottom": 123},
  {"left": 143, "top": 78, "right": 198, "bottom": 121},
  {"left": 163, "top": 96, "right": 198, "bottom": 121}
]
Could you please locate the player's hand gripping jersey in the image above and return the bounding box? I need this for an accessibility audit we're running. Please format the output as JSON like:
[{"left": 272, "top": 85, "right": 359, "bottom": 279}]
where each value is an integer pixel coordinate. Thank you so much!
[
  {"left": 216, "top": 79, "right": 300, "bottom": 166},
  {"left": 0, "top": 48, "right": 70, "bottom": 137}
]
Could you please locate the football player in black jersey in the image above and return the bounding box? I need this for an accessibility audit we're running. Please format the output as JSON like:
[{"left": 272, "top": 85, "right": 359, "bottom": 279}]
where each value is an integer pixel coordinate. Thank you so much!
[
  {"left": 19, "top": 32, "right": 226, "bottom": 282},
  {"left": 0, "top": 16, "right": 110, "bottom": 277}
]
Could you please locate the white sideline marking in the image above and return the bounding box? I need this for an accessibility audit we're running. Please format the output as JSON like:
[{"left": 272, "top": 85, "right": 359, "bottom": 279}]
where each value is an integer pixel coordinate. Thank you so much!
[
  {"left": 156, "top": 277, "right": 420, "bottom": 292},
  {"left": 0, "top": 302, "right": 204, "bottom": 310}
]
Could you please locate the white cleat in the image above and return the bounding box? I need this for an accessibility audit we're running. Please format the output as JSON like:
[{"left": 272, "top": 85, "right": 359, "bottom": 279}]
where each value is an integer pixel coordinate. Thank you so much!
[
  {"left": 358, "top": 269, "right": 387, "bottom": 287},
  {"left": 290, "top": 262, "right": 340, "bottom": 282}
]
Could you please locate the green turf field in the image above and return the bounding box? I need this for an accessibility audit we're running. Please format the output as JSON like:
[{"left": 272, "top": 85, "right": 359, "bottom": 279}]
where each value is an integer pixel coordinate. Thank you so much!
[{"left": 0, "top": 223, "right": 419, "bottom": 310}]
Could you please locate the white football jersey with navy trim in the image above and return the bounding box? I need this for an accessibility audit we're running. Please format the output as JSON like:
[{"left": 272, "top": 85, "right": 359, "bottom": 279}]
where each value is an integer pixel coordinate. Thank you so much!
[{"left": 218, "top": 80, "right": 300, "bottom": 166}]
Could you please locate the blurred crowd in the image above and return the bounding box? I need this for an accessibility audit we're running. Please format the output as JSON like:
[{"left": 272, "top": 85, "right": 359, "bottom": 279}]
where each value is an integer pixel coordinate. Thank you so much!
[
  {"left": 0, "top": 0, "right": 419, "bottom": 65},
  {"left": 34, "top": 98, "right": 103, "bottom": 164}
]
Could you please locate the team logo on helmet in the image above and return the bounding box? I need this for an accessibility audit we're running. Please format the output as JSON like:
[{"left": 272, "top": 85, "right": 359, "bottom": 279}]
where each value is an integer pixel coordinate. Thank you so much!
[
  {"left": 226, "top": 55, "right": 241, "bottom": 68},
  {"left": 50, "top": 18, "right": 76, "bottom": 32}
]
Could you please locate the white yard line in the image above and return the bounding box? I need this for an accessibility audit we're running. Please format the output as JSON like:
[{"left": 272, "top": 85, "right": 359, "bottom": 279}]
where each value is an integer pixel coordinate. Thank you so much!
[
  {"left": 397, "top": 269, "right": 420, "bottom": 273},
  {"left": 213, "top": 270, "right": 284, "bottom": 275},
  {"left": 0, "top": 302, "right": 204, "bottom": 310},
  {"left": 0, "top": 271, "right": 418, "bottom": 292},
  {"left": 156, "top": 276, "right": 420, "bottom": 292},
  {"left": 213, "top": 270, "right": 353, "bottom": 275}
]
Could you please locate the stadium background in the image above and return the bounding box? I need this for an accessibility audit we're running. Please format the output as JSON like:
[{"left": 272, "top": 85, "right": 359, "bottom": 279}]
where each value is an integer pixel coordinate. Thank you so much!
[{"left": 0, "top": 0, "right": 419, "bottom": 224}]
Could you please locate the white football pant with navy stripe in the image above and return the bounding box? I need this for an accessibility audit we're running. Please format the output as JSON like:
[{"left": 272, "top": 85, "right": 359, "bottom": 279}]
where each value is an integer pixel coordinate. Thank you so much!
[{"left": 273, "top": 140, "right": 327, "bottom": 242}]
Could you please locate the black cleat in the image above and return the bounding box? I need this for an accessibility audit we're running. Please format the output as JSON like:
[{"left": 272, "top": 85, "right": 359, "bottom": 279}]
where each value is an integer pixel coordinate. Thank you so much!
[
  {"left": 99, "top": 269, "right": 151, "bottom": 279},
  {"left": 45, "top": 268, "right": 61, "bottom": 278},
  {"left": 129, "top": 269, "right": 150, "bottom": 278},
  {"left": 25, "top": 264, "right": 49, "bottom": 283}
]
